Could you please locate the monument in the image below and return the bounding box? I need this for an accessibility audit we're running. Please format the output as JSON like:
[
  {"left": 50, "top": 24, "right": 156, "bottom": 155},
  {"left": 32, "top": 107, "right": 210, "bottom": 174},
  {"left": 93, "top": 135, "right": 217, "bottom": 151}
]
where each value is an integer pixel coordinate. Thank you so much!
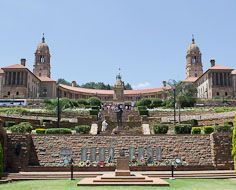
[{"left": 77, "top": 149, "right": 169, "bottom": 186}]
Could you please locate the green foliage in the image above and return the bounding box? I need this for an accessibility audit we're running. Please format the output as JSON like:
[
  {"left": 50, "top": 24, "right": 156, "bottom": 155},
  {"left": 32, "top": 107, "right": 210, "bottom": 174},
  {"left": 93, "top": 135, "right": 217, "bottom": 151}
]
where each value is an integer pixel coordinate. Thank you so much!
[
  {"left": 139, "top": 110, "right": 149, "bottom": 116},
  {"left": 77, "top": 99, "right": 89, "bottom": 106},
  {"left": 75, "top": 125, "right": 90, "bottom": 134},
  {"left": 191, "top": 127, "right": 201, "bottom": 134},
  {"left": 4, "top": 121, "right": 15, "bottom": 128},
  {"left": 0, "top": 107, "right": 27, "bottom": 115},
  {"left": 215, "top": 125, "right": 232, "bottom": 133},
  {"left": 57, "top": 78, "right": 72, "bottom": 86},
  {"left": 181, "top": 119, "right": 198, "bottom": 127},
  {"left": 0, "top": 143, "right": 3, "bottom": 177},
  {"left": 35, "top": 128, "right": 46, "bottom": 134},
  {"left": 9, "top": 122, "right": 33, "bottom": 133},
  {"left": 150, "top": 98, "right": 163, "bottom": 108},
  {"left": 213, "top": 107, "right": 236, "bottom": 113},
  {"left": 45, "top": 128, "right": 72, "bottom": 134},
  {"left": 232, "top": 116, "right": 236, "bottom": 170},
  {"left": 88, "top": 97, "right": 101, "bottom": 107},
  {"left": 203, "top": 126, "right": 215, "bottom": 134},
  {"left": 136, "top": 98, "right": 152, "bottom": 108},
  {"left": 153, "top": 124, "right": 169, "bottom": 134},
  {"left": 124, "top": 83, "right": 133, "bottom": 90},
  {"left": 89, "top": 109, "right": 99, "bottom": 115},
  {"left": 175, "top": 124, "right": 192, "bottom": 134}
]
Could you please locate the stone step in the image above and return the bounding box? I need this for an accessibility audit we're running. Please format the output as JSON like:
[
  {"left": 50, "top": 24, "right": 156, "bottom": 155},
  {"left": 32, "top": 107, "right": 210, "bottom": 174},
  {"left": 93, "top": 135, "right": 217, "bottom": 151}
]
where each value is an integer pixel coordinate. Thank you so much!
[
  {"left": 101, "top": 176, "right": 146, "bottom": 180},
  {"left": 94, "top": 179, "right": 153, "bottom": 182}
]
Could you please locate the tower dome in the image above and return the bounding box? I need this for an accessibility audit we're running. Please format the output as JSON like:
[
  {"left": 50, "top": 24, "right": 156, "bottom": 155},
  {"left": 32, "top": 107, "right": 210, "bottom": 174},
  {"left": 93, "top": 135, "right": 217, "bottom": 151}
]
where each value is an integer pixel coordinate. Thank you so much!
[
  {"left": 187, "top": 37, "right": 200, "bottom": 53},
  {"left": 35, "top": 34, "right": 50, "bottom": 53}
]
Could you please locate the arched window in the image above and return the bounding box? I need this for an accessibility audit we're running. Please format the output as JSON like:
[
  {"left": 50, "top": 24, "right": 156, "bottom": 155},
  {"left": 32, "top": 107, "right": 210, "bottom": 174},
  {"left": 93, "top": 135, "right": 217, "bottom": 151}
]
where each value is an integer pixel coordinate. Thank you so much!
[
  {"left": 40, "top": 55, "right": 45, "bottom": 63},
  {"left": 192, "top": 56, "right": 197, "bottom": 64}
]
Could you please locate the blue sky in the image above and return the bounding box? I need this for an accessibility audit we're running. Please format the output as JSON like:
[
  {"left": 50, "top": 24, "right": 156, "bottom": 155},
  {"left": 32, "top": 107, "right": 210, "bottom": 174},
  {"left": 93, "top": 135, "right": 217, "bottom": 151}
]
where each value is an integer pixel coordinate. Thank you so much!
[{"left": 0, "top": 0, "right": 236, "bottom": 89}]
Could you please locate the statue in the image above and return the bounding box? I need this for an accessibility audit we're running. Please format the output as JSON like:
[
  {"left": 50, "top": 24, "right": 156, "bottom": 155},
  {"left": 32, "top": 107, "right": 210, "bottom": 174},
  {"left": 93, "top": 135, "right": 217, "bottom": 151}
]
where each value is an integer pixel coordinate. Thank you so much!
[
  {"left": 119, "top": 148, "right": 125, "bottom": 157},
  {"left": 114, "top": 104, "right": 123, "bottom": 127}
]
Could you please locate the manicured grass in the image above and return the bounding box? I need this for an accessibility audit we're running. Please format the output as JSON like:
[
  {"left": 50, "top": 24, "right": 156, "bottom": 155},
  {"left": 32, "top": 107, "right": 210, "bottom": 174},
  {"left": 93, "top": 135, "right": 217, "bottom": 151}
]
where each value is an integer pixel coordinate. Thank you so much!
[{"left": 0, "top": 179, "right": 236, "bottom": 190}]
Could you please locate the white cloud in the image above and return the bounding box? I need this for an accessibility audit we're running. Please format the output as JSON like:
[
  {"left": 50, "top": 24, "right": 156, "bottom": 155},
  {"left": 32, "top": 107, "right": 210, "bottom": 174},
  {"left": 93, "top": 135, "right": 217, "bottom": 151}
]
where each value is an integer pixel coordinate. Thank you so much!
[{"left": 132, "top": 82, "right": 151, "bottom": 89}]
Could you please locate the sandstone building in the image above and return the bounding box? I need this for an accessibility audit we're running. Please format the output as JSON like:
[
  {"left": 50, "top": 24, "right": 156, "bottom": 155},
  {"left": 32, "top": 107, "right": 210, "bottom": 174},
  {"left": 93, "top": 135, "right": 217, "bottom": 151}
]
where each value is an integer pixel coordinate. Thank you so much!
[{"left": 0, "top": 36, "right": 236, "bottom": 101}]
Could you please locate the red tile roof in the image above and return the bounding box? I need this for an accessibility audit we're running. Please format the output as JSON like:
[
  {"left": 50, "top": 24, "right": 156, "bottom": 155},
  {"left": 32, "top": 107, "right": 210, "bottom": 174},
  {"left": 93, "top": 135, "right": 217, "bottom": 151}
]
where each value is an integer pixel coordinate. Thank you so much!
[
  {"left": 2, "top": 64, "right": 26, "bottom": 69},
  {"left": 209, "top": 64, "right": 233, "bottom": 70},
  {"left": 182, "top": 77, "right": 199, "bottom": 83},
  {"left": 59, "top": 84, "right": 170, "bottom": 95},
  {"left": 38, "top": 76, "right": 56, "bottom": 82}
]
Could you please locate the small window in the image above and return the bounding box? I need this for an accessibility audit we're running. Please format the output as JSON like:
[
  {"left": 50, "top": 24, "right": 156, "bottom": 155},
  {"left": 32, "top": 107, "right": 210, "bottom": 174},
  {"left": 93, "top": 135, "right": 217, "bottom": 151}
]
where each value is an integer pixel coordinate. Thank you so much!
[
  {"left": 39, "top": 73, "right": 41, "bottom": 77},
  {"left": 216, "top": 92, "right": 220, "bottom": 96},
  {"left": 16, "top": 91, "right": 19, "bottom": 95},
  {"left": 8, "top": 91, "right": 10, "bottom": 95},
  {"left": 194, "top": 73, "right": 197, "bottom": 77},
  {"left": 225, "top": 92, "right": 228, "bottom": 96}
]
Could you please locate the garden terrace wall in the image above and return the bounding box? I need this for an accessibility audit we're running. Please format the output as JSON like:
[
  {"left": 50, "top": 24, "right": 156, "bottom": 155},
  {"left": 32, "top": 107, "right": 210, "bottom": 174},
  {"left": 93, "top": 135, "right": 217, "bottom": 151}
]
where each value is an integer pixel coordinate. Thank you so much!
[{"left": 4, "top": 133, "right": 234, "bottom": 171}]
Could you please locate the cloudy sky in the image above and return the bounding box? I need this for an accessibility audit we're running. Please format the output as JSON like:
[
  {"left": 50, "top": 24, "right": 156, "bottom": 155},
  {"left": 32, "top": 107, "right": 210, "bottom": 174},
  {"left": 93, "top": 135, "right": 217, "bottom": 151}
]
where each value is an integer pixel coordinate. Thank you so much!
[{"left": 0, "top": 0, "right": 236, "bottom": 89}]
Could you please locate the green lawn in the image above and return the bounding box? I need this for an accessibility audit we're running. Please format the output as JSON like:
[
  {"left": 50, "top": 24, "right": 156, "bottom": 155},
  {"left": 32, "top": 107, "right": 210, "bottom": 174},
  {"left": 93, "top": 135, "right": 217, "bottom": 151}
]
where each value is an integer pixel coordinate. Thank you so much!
[{"left": 0, "top": 179, "right": 236, "bottom": 190}]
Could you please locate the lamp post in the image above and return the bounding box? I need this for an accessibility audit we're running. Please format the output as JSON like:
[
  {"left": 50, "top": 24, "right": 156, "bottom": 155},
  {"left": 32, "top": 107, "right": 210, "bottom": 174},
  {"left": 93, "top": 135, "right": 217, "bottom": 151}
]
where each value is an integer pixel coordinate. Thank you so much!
[
  {"left": 173, "top": 87, "right": 176, "bottom": 124},
  {"left": 57, "top": 85, "right": 60, "bottom": 128}
]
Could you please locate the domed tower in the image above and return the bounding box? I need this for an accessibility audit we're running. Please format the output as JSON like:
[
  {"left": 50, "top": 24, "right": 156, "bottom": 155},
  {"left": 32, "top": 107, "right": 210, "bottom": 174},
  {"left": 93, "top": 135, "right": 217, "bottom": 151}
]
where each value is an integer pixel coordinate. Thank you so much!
[
  {"left": 33, "top": 34, "right": 51, "bottom": 78},
  {"left": 113, "top": 70, "right": 125, "bottom": 102},
  {"left": 185, "top": 36, "right": 203, "bottom": 78}
]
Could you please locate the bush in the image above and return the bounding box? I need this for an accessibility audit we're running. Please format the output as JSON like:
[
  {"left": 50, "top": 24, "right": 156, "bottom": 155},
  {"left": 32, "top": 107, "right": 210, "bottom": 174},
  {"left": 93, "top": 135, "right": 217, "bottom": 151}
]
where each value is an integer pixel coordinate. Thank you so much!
[
  {"left": 181, "top": 119, "right": 198, "bottom": 127},
  {"left": 90, "top": 109, "right": 99, "bottom": 116},
  {"left": 232, "top": 116, "right": 236, "bottom": 170},
  {"left": 203, "top": 126, "right": 215, "bottom": 134},
  {"left": 191, "top": 127, "right": 201, "bottom": 134},
  {"left": 139, "top": 110, "right": 149, "bottom": 116},
  {"left": 136, "top": 98, "right": 152, "bottom": 108},
  {"left": 9, "top": 122, "right": 33, "bottom": 133},
  {"left": 149, "top": 98, "right": 163, "bottom": 108},
  {"left": 88, "top": 97, "right": 101, "bottom": 107},
  {"left": 215, "top": 125, "right": 232, "bottom": 133},
  {"left": 77, "top": 99, "right": 89, "bottom": 106},
  {"left": 35, "top": 128, "right": 46, "bottom": 134},
  {"left": 0, "top": 143, "right": 3, "bottom": 178},
  {"left": 75, "top": 125, "right": 90, "bottom": 134},
  {"left": 45, "top": 128, "right": 72, "bottom": 134},
  {"left": 137, "top": 106, "right": 147, "bottom": 111},
  {"left": 4, "top": 121, "right": 16, "bottom": 128},
  {"left": 153, "top": 124, "right": 169, "bottom": 134},
  {"left": 175, "top": 124, "right": 192, "bottom": 134}
]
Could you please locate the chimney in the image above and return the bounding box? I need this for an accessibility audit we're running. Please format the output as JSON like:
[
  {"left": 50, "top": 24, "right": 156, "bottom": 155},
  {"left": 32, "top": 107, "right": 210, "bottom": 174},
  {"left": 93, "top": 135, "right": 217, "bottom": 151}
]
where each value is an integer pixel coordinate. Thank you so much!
[
  {"left": 20, "top": 58, "right": 26, "bottom": 66},
  {"left": 163, "top": 81, "right": 167, "bottom": 87},
  {"left": 210, "top": 59, "right": 215, "bottom": 67},
  {"left": 72, "top": 81, "right": 77, "bottom": 87}
]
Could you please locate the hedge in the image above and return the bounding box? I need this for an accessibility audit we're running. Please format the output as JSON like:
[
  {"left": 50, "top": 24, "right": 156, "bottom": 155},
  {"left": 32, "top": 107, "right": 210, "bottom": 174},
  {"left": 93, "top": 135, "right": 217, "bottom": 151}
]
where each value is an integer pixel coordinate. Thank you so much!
[
  {"left": 203, "top": 126, "right": 215, "bottom": 134},
  {"left": 36, "top": 128, "right": 46, "bottom": 134},
  {"left": 139, "top": 110, "right": 149, "bottom": 116},
  {"left": 181, "top": 119, "right": 198, "bottom": 127},
  {"left": 175, "top": 124, "right": 192, "bottom": 134},
  {"left": 215, "top": 125, "right": 232, "bottom": 133},
  {"left": 4, "top": 121, "right": 15, "bottom": 128},
  {"left": 75, "top": 125, "right": 90, "bottom": 134},
  {"left": 153, "top": 124, "right": 169, "bottom": 134},
  {"left": 191, "top": 127, "right": 201, "bottom": 134},
  {"left": 9, "top": 122, "right": 33, "bottom": 133},
  {"left": 90, "top": 110, "right": 99, "bottom": 116},
  {"left": 232, "top": 116, "right": 236, "bottom": 171},
  {"left": 45, "top": 128, "right": 72, "bottom": 134},
  {"left": 0, "top": 143, "right": 3, "bottom": 178}
]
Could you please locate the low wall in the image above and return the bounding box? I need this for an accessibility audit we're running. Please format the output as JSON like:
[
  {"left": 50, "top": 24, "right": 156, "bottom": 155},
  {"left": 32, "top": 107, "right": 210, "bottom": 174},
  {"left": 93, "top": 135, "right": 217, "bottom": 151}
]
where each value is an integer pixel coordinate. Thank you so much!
[{"left": 4, "top": 133, "right": 234, "bottom": 172}]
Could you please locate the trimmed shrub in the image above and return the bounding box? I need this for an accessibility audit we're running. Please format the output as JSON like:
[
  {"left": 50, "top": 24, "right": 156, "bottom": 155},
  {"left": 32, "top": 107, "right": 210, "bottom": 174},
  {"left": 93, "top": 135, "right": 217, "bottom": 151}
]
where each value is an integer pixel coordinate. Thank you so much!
[
  {"left": 45, "top": 128, "right": 72, "bottom": 134},
  {"left": 0, "top": 143, "right": 3, "bottom": 178},
  {"left": 153, "top": 124, "right": 169, "bottom": 134},
  {"left": 136, "top": 98, "right": 152, "bottom": 108},
  {"left": 90, "top": 109, "right": 99, "bottom": 116},
  {"left": 9, "top": 122, "right": 33, "bottom": 133},
  {"left": 77, "top": 99, "right": 89, "bottom": 106},
  {"left": 75, "top": 125, "right": 90, "bottom": 134},
  {"left": 181, "top": 119, "right": 198, "bottom": 127},
  {"left": 224, "top": 121, "right": 233, "bottom": 127},
  {"left": 150, "top": 98, "right": 163, "bottom": 108},
  {"left": 35, "top": 128, "right": 46, "bottom": 134},
  {"left": 175, "top": 124, "right": 192, "bottom": 134},
  {"left": 215, "top": 125, "right": 232, "bottom": 133},
  {"left": 4, "top": 121, "right": 16, "bottom": 128},
  {"left": 139, "top": 110, "right": 149, "bottom": 116},
  {"left": 203, "top": 126, "right": 215, "bottom": 134},
  {"left": 191, "top": 127, "right": 201, "bottom": 134},
  {"left": 232, "top": 116, "right": 236, "bottom": 171},
  {"left": 88, "top": 97, "right": 101, "bottom": 107}
]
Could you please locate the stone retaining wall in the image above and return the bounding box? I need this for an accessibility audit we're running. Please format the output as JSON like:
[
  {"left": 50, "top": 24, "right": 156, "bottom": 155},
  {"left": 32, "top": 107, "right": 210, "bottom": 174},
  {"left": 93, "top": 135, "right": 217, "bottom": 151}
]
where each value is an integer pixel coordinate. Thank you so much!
[{"left": 4, "top": 133, "right": 233, "bottom": 172}]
